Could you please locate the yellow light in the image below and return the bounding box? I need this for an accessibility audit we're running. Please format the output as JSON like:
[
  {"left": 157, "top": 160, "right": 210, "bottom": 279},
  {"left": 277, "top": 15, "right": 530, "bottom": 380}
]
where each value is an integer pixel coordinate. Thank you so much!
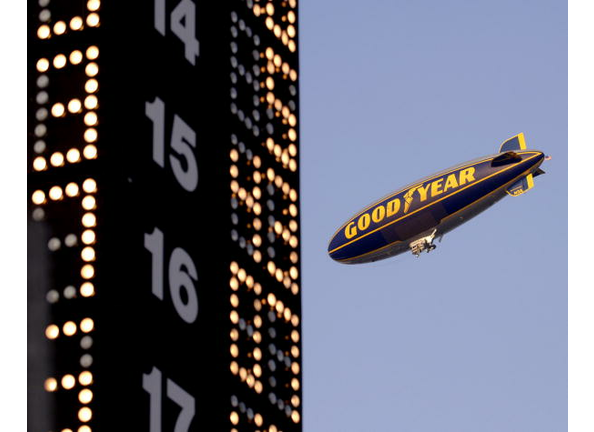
[
  {"left": 290, "top": 266, "right": 299, "bottom": 280},
  {"left": 291, "top": 378, "right": 300, "bottom": 391},
  {"left": 85, "top": 62, "right": 99, "bottom": 77},
  {"left": 291, "top": 345, "right": 300, "bottom": 358},
  {"left": 85, "top": 79, "right": 99, "bottom": 93},
  {"left": 266, "top": 3, "right": 275, "bottom": 15},
  {"left": 78, "top": 426, "right": 92, "bottom": 432},
  {"left": 37, "top": 25, "right": 51, "bottom": 39},
  {"left": 86, "top": 46, "right": 100, "bottom": 60},
  {"left": 230, "top": 310, "right": 239, "bottom": 324},
  {"left": 289, "top": 40, "right": 297, "bottom": 52},
  {"left": 253, "top": 250, "right": 262, "bottom": 263},
  {"left": 265, "top": 47, "right": 274, "bottom": 59},
  {"left": 253, "top": 234, "right": 261, "bottom": 247},
  {"left": 290, "top": 69, "right": 298, "bottom": 81},
  {"left": 80, "top": 317, "right": 95, "bottom": 333},
  {"left": 62, "top": 374, "right": 76, "bottom": 389},
  {"left": 81, "top": 264, "right": 95, "bottom": 279},
  {"left": 81, "top": 281, "right": 95, "bottom": 297},
  {"left": 291, "top": 283, "right": 299, "bottom": 295},
  {"left": 82, "top": 195, "right": 96, "bottom": 210},
  {"left": 230, "top": 165, "right": 238, "bottom": 178},
  {"left": 79, "top": 371, "right": 93, "bottom": 386},
  {"left": 230, "top": 294, "right": 239, "bottom": 307},
  {"left": 255, "top": 413, "right": 263, "bottom": 427},
  {"left": 291, "top": 330, "right": 300, "bottom": 343},
  {"left": 83, "top": 145, "right": 98, "bottom": 159},
  {"left": 53, "top": 54, "right": 67, "bottom": 69},
  {"left": 44, "top": 377, "right": 58, "bottom": 392},
  {"left": 51, "top": 103, "right": 65, "bottom": 117},
  {"left": 230, "top": 361, "right": 239, "bottom": 375},
  {"left": 33, "top": 157, "right": 47, "bottom": 171},
  {"left": 45, "top": 324, "right": 59, "bottom": 339},
  {"left": 284, "top": 308, "right": 292, "bottom": 321},
  {"left": 81, "top": 246, "right": 96, "bottom": 262},
  {"left": 36, "top": 58, "right": 49, "bottom": 72},
  {"left": 254, "top": 315, "right": 262, "bottom": 328},
  {"left": 291, "top": 410, "right": 301, "bottom": 423},
  {"left": 230, "top": 277, "right": 239, "bottom": 291},
  {"left": 79, "top": 388, "right": 93, "bottom": 404},
  {"left": 82, "top": 230, "right": 96, "bottom": 245},
  {"left": 275, "top": 299, "right": 284, "bottom": 313},
  {"left": 266, "top": 77, "right": 275, "bottom": 90},
  {"left": 65, "top": 182, "right": 80, "bottom": 197},
  {"left": 255, "top": 380, "right": 263, "bottom": 393},
  {"left": 70, "top": 16, "right": 84, "bottom": 30},
  {"left": 253, "top": 363, "right": 262, "bottom": 377},
  {"left": 291, "top": 314, "right": 299, "bottom": 326},
  {"left": 288, "top": 11, "right": 296, "bottom": 23},
  {"left": 78, "top": 407, "right": 93, "bottom": 422},
  {"left": 270, "top": 426, "right": 278, "bottom": 432},
  {"left": 230, "top": 328, "right": 239, "bottom": 341},
  {"left": 253, "top": 347, "right": 262, "bottom": 361},
  {"left": 230, "top": 412, "right": 239, "bottom": 425},
  {"left": 292, "top": 362, "right": 300, "bottom": 374},
  {"left": 54, "top": 21, "right": 67, "bottom": 35},
  {"left": 266, "top": 92, "right": 275, "bottom": 104},
  {"left": 32, "top": 190, "right": 46, "bottom": 205},
  {"left": 230, "top": 344, "right": 239, "bottom": 358},
  {"left": 87, "top": 0, "right": 101, "bottom": 11},
  {"left": 275, "top": 269, "right": 284, "bottom": 283},
  {"left": 70, "top": 50, "right": 83, "bottom": 65},
  {"left": 84, "top": 128, "right": 98, "bottom": 143},
  {"left": 267, "top": 292, "right": 276, "bottom": 306},
  {"left": 84, "top": 112, "right": 98, "bottom": 127},
  {"left": 50, "top": 152, "right": 65, "bottom": 167},
  {"left": 274, "top": 24, "right": 281, "bottom": 38},
  {"left": 83, "top": 178, "right": 97, "bottom": 193},
  {"left": 267, "top": 261, "right": 276, "bottom": 275},
  {"left": 289, "top": 159, "right": 297, "bottom": 172},
  {"left": 87, "top": 13, "right": 100, "bottom": 27},
  {"left": 63, "top": 321, "right": 77, "bottom": 336},
  {"left": 49, "top": 186, "right": 64, "bottom": 201},
  {"left": 84, "top": 95, "right": 98, "bottom": 109},
  {"left": 288, "top": 25, "right": 296, "bottom": 38},
  {"left": 265, "top": 17, "right": 274, "bottom": 30},
  {"left": 253, "top": 331, "right": 262, "bottom": 344},
  {"left": 66, "top": 148, "right": 81, "bottom": 164},
  {"left": 68, "top": 98, "right": 82, "bottom": 113}
]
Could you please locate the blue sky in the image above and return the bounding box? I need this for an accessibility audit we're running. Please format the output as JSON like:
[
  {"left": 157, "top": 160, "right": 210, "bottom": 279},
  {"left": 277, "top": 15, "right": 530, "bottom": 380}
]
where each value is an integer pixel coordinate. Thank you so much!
[{"left": 300, "top": 1, "right": 567, "bottom": 430}]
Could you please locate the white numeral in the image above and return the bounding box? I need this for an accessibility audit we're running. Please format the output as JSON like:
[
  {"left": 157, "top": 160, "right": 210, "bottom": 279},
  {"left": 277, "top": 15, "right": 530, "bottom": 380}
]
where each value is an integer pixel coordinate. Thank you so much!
[
  {"left": 143, "top": 366, "right": 196, "bottom": 432},
  {"left": 145, "top": 227, "right": 199, "bottom": 324},
  {"left": 146, "top": 97, "right": 199, "bottom": 192},
  {"left": 153, "top": 0, "right": 200, "bottom": 65}
]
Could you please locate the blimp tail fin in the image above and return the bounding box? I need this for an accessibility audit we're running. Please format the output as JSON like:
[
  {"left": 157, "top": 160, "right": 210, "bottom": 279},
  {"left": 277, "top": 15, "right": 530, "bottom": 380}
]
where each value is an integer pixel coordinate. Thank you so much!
[
  {"left": 499, "top": 133, "right": 527, "bottom": 153},
  {"left": 506, "top": 174, "right": 535, "bottom": 197}
]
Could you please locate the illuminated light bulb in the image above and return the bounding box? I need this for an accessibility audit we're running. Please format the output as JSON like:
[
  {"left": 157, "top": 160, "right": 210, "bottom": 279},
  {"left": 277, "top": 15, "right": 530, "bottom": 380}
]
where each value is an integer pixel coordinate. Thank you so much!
[
  {"left": 84, "top": 111, "right": 98, "bottom": 126},
  {"left": 266, "top": 137, "right": 274, "bottom": 150},
  {"left": 81, "top": 264, "right": 95, "bottom": 279},
  {"left": 83, "top": 145, "right": 98, "bottom": 160},
  {"left": 290, "top": 266, "right": 299, "bottom": 280},
  {"left": 291, "top": 283, "right": 299, "bottom": 295},
  {"left": 274, "top": 99, "right": 282, "bottom": 111},
  {"left": 291, "top": 330, "right": 300, "bottom": 343},
  {"left": 50, "top": 152, "right": 65, "bottom": 167},
  {"left": 270, "top": 425, "right": 278, "bottom": 432},
  {"left": 291, "top": 362, "right": 300, "bottom": 374},
  {"left": 282, "top": 62, "right": 290, "bottom": 74},
  {"left": 44, "top": 377, "right": 58, "bottom": 392},
  {"left": 253, "top": 202, "right": 262, "bottom": 215},
  {"left": 78, "top": 426, "right": 92, "bottom": 432},
  {"left": 254, "top": 315, "right": 262, "bottom": 328},
  {"left": 230, "top": 344, "right": 239, "bottom": 357},
  {"left": 33, "top": 157, "right": 47, "bottom": 171},
  {"left": 82, "top": 230, "right": 96, "bottom": 245},
  {"left": 68, "top": 98, "right": 82, "bottom": 113},
  {"left": 230, "top": 294, "right": 239, "bottom": 307},
  {"left": 253, "top": 347, "right": 262, "bottom": 361},
  {"left": 80, "top": 282, "right": 95, "bottom": 297},
  {"left": 37, "top": 25, "right": 51, "bottom": 39},
  {"left": 65, "top": 182, "right": 80, "bottom": 197},
  {"left": 274, "top": 25, "right": 281, "bottom": 38},
  {"left": 230, "top": 261, "right": 238, "bottom": 274},
  {"left": 267, "top": 61, "right": 275, "bottom": 74},
  {"left": 246, "top": 374, "right": 255, "bottom": 387},
  {"left": 266, "top": 168, "right": 275, "bottom": 181},
  {"left": 274, "top": 144, "right": 282, "bottom": 158},
  {"left": 86, "top": 13, "right": 100, "bottom": 27},
  {"left": 62, "top": 374, "right": 76, "bottom": 389},
  {"left": 79, "top": 371, "right": 93, "bottom": 386},
  {"left": 265, "top": 17, "right": 274, "bottom": 30},
  {"left": 253, "top": 234, "right": 261, "bottom": 247},
  {"left": 230, "top": 180, "right": 239, "bottom": 193},
  {"left": 288, "top": 129, "right": 297, "bottom": 142},
  {"left": 81, "top": 246, "right": 95, "bottom": 262},
  {"left": 289, "top": 40, "right": 297, "bottom": 52},
  {"left": 36, "top": 58, "right": 49, "bottom": 72},
  {"left": 253, "top": 155, "right": 261, "bottom": 169},
  {"left": 275, "top": 269, "right": 284, "bottom": 283},
  {"left": 230, "top": 361, "right": 239, "bottom": 374},
  {"left": 79, "top": 407, "right": 92, "bottom": 422},
  {"left": 237, "top": 268, "right": 246, "bottom": 282},
  {"left": 291, "top": 314, "right": 300, "bottom": 326},
  {"left": 288, "top": 10, "right": 296, "bottom": 23},
  {"left": 230, "top": 328, "right": 239, "bottom": 341},
  {"left": 87, "top": 0, "right": 101, "bottom": 11},
  {"left": 255, "top": 380, "right": 263, "bottom": 393},
  {"left": 275, "top": 299, "right": 284, "bottom": 313},
  {"left": 79, "top": 388, "right": 93, "bottom": 404},
  {"left": 282, "top": 106, "right": 290, "bottom": 118},
  {"left": 267, "top": 292, "right": 276, "bottom": 306},
  {"left": 230, "top": 277, "right": 239, "bottom": 290},
  {"left": 284, "top": 307, "right": 292, "bottom": 321},
  {"left": 82, "top": 178, "right": 97, "bottom": 193},
  {"left": 289, "top": 203, "right": 298, "bottom": 217},
  {"left": 289, "top": 70, "right": 298, "bottom": 82},
  {"left": 82, "top": 195, "right": 96, "bottom": 210},
  {"left": 230, "top": 311, "right": 239, "bottom": 324},
  {"left": 66, "top": 52, "right": 82, "bottom": 68},
  {"left": 84, "top": 95, "right": 98, "bottom": 110},
  {"left": 86, "top": 46, "right": 99, "bottom": 60},
  {"left": 253, "top": 331, "right": 262, "bottom": 343},
  {"left": 230, "top": 412, "right": 239, "bottom": 425},
  {"left": 82, "top": 212, "right": 96, "bottom": 227},
  {"left": 51, "top": 103, "right": 65, "bottom": 117},
  {"left": 288, "top": 25, "right": 296, "bottom": 38},
  {"left": 230, "top": 165, "right": 238, "bottom": 178},
  {"left": 255, "top": 413, "right": 263, "bottom": 427},
  {"left": 80, "top": 317, "right": 94, "bottom": 333},
  {"left": 238, "top": 188, "right": 247, "bottom": 200},
  {"left": 85, "top": 79, "right": 99, "bottom": 93},
  {"left": 253, "top": 4, "right": 261, "bottom": 16},
  {"left": 291, "top": 395, "right": 301, "bottom": 407},
  {"left": 282, "top": 31, "right": 289, "bottom": 45},
  {"left": 265, "top": 47, "right": 274, "bottom": 59},
  {"left": 70, "top": 16, "right": 84, "bottom": 30},
  {"left": 266, "top": 3, "right": 275, "bottom": 15},
  {"left": 53, "top": 54, "right": 67, "bottom": 69},
  {"left": 254, "top": 282, "right": 262, "bottom": 296},
  {"left": 253, "top": 364, "right": 262, "bottom": 377},
  {"left": 289, "top": 144, "right": 297, "bottom": 158},
  {"left": 66, "top": 148, "right": 81, "bottom": 164},
  {"left": 291, "top": 410, "right": 301, "bottom": 423},
  {"left": 274, "top": 54, "right": 282, "bottom": 67},
  {"left": 53, "top": 21, "right": 67, "bottom": 35},
  {"left": 291, "top": 378, "right": 300, "bottom": 391},
  {"left": 253, "top": 250, "right": 262, "bottom": 263},
  {"left": 274, "top": 221, "right": 282, "bottom": 235},
  {"left": 266, "top": 92, "right": 275, "bottom": 104},
  {"left": 291, "top": 345, "right": 300, "bottom": 358},
  {"left": 289, "top": 159, "right": 297, "bottom": 172},
  {"left": 63, "top": 321, "right": 77, "bottom": 336},
  {"left": 230, "top": 148, "right": 239, "bottom": 162},
  {"left": 49, "top": 186, "right": 64, "bottom": 201},
  {"left": 289, "top": 114, "right": 297, "bottom": 127},
  {"left": 45, "top": 324, "right": 59, "bottom": 339},
  {"left": 266, "top": 77, "right": 275, "bottom": 90},
  {"left": 32, "top": 190, "right": 46, "bottom": 205}
]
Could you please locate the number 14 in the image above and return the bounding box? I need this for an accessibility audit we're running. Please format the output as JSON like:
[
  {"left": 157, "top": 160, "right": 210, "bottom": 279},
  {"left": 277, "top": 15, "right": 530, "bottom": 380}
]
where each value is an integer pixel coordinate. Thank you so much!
[{"left": 154, "top": 0, "right": 200, "bottom": 65}]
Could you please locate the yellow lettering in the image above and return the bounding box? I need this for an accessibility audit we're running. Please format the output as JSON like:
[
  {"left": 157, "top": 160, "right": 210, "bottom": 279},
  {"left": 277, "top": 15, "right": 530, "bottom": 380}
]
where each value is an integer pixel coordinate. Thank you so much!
[
  {"left": 431, "top": 178, "right": 444, "bottom": 197},
  {"left": 459, "top": 167, "right": 476, "bottom": 185},
  {"left": 417, "top": 183, "right": 431, "bottom": 201},
  {"left": 443, "top": 174, "right": 459, "bottom": 192},
  {"left": 345, "top": 222, "right": 357, "bottom": 239},
  {"left": 371, "top": 205, "right": 385, "bottom": 223},
  {"left": 403, "top": 186, "right": 419, "bottom": 213},
  {"left": 386, "top": 198, "right": 401, "bottom": 217},
  {"left": 357, "top": 213, "right": 370, "bottom": 231}
]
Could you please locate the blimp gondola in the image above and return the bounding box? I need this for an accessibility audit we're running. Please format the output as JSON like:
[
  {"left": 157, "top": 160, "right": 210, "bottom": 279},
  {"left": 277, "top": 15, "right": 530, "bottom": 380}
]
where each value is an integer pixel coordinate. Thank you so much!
[{"left": 328, "top": 133, "right": 548, "bottom": 263}]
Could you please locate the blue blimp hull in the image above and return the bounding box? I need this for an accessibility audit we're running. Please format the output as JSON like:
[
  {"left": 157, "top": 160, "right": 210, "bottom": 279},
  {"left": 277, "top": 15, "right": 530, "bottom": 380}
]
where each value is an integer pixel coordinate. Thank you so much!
[{"left": 328, "top": 138, "right": 545, "bottom": 264}]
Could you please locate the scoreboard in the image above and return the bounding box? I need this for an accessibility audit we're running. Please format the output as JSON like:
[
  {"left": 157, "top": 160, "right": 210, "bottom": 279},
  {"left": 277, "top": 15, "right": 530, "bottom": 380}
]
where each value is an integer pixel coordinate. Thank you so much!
[{"left": 27, "top": 1, "right": 301, "bottom": 431}]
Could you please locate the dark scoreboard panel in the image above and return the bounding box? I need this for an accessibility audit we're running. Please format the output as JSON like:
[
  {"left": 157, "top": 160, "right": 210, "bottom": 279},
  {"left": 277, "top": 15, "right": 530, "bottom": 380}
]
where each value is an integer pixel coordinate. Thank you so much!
[{"left": 27, "top": 1, "right": 301, "bottom": 431}]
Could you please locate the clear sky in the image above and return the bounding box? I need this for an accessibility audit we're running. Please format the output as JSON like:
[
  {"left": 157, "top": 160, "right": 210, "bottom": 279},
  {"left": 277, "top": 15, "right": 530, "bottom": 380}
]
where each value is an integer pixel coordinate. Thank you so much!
[{"left": 300, "top": 1, "right": 567, "bottom": 431}]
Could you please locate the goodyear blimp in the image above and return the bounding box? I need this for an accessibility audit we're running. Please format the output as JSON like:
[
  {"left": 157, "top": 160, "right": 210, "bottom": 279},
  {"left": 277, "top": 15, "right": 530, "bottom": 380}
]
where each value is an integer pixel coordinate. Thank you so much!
[{"left": 328, "top": 133, "right": 548, "bottom": 263}]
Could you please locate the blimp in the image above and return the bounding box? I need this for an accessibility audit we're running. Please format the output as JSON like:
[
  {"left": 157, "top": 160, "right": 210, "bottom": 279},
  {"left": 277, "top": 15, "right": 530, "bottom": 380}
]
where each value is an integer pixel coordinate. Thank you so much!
[{"left": 328, "top": 133, "right": 548, "bottom": 263}]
